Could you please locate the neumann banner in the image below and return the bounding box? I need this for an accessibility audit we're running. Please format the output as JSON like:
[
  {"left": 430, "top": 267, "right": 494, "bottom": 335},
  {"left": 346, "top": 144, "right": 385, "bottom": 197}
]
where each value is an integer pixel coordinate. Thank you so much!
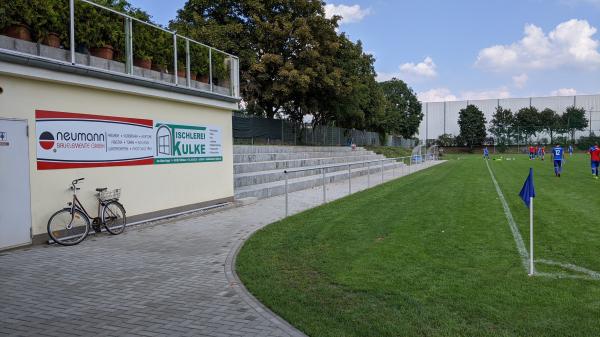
[{"left": 36, "top": 110, "right": 222, "bottom": 170}]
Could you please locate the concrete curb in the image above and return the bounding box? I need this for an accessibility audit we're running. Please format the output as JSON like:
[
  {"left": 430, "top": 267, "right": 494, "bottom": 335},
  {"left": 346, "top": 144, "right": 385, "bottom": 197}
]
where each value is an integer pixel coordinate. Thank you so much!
[{"left": 224, "top": 215, "right": 308, "bottom": 337}]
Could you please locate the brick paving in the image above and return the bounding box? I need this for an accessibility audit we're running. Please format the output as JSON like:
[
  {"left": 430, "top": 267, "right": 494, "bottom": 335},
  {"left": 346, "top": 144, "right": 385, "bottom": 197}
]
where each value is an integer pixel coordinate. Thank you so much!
[{"left": 0, "top": 161, "right": 441, "bottom": 337}]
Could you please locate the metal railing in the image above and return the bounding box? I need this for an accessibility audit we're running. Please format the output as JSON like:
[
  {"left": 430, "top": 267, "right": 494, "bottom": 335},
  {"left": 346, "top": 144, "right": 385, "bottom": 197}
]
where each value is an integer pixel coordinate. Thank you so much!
[
  {"left": 0, "top": 0, "right": 240, "bottom": 98},
  {"left": 282, "top": 154, "right": 439, "bottom": 216}
]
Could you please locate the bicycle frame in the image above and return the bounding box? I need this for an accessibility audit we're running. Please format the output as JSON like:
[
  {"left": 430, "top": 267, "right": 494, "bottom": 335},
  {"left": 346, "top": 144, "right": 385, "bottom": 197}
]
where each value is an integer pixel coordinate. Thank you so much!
[{"left": 69, "top": 193, "right": 99, "bottom": 222}]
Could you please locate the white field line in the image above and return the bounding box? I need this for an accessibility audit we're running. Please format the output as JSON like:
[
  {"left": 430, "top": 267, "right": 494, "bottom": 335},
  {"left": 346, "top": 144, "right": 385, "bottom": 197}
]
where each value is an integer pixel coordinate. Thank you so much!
[
  {"left": 485, "top": 160, "right": 530, "bottom": 271},
  {"left": 485, "top": 160, "right": 600, "bottom": 280}
]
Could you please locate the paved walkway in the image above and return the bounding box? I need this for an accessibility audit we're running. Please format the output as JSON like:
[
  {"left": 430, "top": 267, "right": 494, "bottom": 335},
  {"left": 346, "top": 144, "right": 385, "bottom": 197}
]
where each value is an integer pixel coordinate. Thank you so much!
[{"left": 0, "top": 161, "right": 443, "bottom": 337}]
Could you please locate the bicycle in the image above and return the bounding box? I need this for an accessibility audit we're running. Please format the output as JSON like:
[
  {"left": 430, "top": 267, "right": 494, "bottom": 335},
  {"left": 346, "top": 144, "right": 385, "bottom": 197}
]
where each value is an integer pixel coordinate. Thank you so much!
[{"left": 47, "top": 178, "right": 127, "bottom": 246}]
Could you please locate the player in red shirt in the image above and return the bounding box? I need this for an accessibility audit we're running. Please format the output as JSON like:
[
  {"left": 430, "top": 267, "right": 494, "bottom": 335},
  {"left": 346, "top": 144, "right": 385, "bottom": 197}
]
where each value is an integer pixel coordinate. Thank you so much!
[
  {"left": 529, "top": 145, "right": 535, "bottom": 160},
  {"left": 590, "top": 143, "right": 600, "bottom": 179},
  {"left": 540, "top": 146, "right": 545, "bottom": 161}
]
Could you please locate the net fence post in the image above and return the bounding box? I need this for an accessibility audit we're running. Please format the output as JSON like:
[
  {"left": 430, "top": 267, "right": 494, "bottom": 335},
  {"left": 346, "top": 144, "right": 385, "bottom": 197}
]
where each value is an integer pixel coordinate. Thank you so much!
[
  {"left": 285, "top": 172, "right": 288, "bottom": 217},
  {"left": 367, "top": 161, "right": 370, "bottom": 187},
  {"left": 381, "top": 159, "right": 384, "bottom": 183},
  {"left": 322, "top": 168, "right": 326, "bottom": 203},
  {"left": 348, "top": 164, "right": 351, "bottom": 195}
]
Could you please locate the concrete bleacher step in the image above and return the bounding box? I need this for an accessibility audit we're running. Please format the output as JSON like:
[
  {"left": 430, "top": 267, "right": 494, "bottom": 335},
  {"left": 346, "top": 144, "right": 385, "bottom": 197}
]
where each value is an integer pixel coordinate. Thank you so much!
[
  {"left": 234, "top": 162, "right": 404, "bottom": 200},
  {"left": 234, "top": 149, "right": 370, "bottom": 163},
  {"left": 235, "top": 157, "right": 392, "bottom": 188},
  {"left": 234, "top": 154, "right": 384, "bottom": 174},
  {"left": 234, "top": 145, "right": 362, "bottom": 154}
]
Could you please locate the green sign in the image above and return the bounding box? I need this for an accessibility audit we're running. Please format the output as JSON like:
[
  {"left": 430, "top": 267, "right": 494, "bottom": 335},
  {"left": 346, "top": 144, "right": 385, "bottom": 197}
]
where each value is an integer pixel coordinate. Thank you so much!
[{"left": 154, "top": 122, "right": 222, "bottom": 164}]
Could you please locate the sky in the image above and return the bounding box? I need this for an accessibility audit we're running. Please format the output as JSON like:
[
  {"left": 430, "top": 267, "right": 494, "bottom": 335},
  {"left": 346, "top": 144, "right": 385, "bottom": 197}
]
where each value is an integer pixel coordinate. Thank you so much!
[{"left": 129, "top": 0, "right": 600, "bottom": 102}]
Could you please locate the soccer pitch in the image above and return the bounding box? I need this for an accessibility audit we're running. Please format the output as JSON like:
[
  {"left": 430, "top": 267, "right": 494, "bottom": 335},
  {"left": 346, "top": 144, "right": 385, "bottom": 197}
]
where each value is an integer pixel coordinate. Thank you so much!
[{"left": 237, "top": 154, "right": 600, "bottom": 337}]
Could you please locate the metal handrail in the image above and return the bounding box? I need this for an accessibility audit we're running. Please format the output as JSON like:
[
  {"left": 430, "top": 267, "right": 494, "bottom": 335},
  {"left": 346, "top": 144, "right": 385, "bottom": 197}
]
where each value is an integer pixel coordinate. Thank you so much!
[
  {"left": 283, "top": 156, "right": 411, "bottom": 174},
  {"left": 78, "top": 0, "right": 238, "bottom": 58},
  {"left": 1, "top": 0, "right": 240, "bottom": 99},
  {"left": 282, "top": 154, "right": 439, "bottom": 216}
]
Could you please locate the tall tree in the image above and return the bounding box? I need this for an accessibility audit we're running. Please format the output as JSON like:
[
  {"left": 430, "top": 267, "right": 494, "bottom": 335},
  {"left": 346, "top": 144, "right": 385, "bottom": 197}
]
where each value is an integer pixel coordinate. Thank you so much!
[
  {"left": 538, "top": 108, "right": 563, "bottom": 143},
  {"left": 378, "top": 79, "right": 423, "bottom": 138},
  {"left": 562, "top": 106, "right": 588, "bottom": 142},
  {"left": 488, "top": 106, "right": 513, "bottom": 150},
  {"left": 171, "top": 0, "right": 346, "bottom": 122},
  {"left": 458, "top": 104, "right": 487, "bottom": 148},
  {"left": 514, "top": 107, "right": 540, "bottom": 142}
]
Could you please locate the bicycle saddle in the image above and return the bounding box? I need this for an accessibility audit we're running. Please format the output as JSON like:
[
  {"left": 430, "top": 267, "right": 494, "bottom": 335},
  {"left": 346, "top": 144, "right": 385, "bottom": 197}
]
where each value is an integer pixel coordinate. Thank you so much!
[{"left": 96, "top": 187, "right": 108, "bottom": 192}]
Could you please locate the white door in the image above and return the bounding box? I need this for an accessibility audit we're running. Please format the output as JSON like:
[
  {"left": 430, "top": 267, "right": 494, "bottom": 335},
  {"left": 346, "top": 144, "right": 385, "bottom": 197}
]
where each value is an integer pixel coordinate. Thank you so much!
[{"left": 0, "top": 119, "right": 32, "bottom": 249}]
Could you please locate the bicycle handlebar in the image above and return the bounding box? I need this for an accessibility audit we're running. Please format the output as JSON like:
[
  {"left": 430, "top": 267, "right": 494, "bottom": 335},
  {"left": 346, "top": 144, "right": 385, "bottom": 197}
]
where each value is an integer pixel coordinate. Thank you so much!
[{"left": 70, "top": 178, "right": 84, "bottom": 191}]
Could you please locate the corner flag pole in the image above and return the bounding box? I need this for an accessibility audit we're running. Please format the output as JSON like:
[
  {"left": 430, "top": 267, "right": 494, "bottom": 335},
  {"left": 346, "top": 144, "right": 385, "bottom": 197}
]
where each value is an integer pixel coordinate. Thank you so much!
[
  {"left": 519, "top": 167, "right": 536, "bottom": 276},
  {"left": 529, "top": 196, "right": 534, "bottom": 276}
]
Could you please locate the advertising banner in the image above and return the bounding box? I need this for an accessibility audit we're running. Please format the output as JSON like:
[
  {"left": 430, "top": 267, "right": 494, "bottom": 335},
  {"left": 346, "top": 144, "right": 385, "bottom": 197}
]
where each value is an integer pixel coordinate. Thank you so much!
[
  {"left": 36, "top": 110, "right": 223, "bottom": 170},
  {"left": 154, "top": 122, "right": 223, "bottom": 164},
  {"left": 36, "top": 110, "right": 154, "bottom": 170}
]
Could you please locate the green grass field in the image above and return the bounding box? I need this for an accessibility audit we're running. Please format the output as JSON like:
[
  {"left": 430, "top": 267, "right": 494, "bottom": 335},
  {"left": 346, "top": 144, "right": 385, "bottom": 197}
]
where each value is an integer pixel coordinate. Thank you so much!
[{"left": 236, "top": 154, "right": 600, "bottom": 337}]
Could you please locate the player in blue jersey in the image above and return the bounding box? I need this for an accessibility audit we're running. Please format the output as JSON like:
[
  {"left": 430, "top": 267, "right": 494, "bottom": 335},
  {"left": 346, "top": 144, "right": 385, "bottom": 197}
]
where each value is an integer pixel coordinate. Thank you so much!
[
  {"left": 590, "top": 144, "right": 599, "bottom": 175},
  {"left": 568, "top": 144, "right": 574, "bottom": 157},
  {"left": 483, "top": 146, "right": 489, "bottom": 160},
  {"left": 552, "top": 144, "right": 564, "bottom": 177}
]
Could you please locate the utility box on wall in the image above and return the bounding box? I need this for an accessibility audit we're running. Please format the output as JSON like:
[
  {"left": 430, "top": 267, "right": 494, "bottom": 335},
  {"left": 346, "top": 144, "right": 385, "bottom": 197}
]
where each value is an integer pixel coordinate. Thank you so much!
[{"left": 0, "top": 60, "right": 239, "bottom": 248}]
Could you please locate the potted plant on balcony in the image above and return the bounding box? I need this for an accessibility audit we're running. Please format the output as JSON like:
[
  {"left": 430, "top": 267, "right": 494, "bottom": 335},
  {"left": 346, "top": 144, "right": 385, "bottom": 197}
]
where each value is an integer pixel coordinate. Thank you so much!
[
  {"left": 74, "top": 0, "right": 126, "bottom": 60},
  {"left": 190, "top": 44, "right": 210, "bottom": 83},
  {"left": 129, "top": 7, "right": 153, "bottom": 69},
  {"left": 33, "top": 0, "right": 69, "bottom": 48},
  {"left": 0, "top": 0, "right": 36, "bottom": 42},
  {"left": 149, "top": 31, "right": 172, "bottom": 73}
]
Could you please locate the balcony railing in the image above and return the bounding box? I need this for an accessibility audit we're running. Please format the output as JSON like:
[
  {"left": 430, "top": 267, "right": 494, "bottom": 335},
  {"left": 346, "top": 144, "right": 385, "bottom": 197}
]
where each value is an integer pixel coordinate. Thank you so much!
[{"left": 0, "top": 0, "right": 240, "bottom": 99}]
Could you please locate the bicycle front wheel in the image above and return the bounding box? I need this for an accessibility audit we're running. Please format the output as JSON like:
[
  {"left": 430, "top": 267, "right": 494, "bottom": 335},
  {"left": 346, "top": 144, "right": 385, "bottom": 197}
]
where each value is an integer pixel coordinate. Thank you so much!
[
  {"left": 102, "top": 201, "right": 126, "bottom": 235},
  {"left": 47, "top": 209, "right": 90, "bottom": 246}
]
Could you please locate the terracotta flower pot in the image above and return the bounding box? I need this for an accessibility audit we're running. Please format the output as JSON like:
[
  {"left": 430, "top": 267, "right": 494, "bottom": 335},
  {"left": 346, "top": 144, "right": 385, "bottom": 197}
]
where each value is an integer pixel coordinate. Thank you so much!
[
  {"left": 42, "top": 33, "right": 61, "bottom": 48},
  {"left": 198, "top": 74, "right": 209, "bottom": 83},
  {"left": 4, "top": 24, "right": 32, "bottom": 41},
  {"left": 134, "top": 58, "right": 152, "bottom": 69},
  {"left": 190, "top": 73, "right": 197, "bottom": 81},
  {"left": 177, "top": 69, "right": 186, "bottom": 78},
  {"left": 90, "top": 45, "right": 114, "bottom": 60},
  {"left": 151, "top": 63, "right": 167, "bottom": 73}
]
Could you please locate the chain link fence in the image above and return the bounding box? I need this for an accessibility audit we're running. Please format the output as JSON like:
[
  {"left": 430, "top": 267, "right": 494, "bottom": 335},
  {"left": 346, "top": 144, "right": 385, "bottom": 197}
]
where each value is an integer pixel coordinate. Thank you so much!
[{"left": 233, "top": 114, "right": 415, "bottom": 147}]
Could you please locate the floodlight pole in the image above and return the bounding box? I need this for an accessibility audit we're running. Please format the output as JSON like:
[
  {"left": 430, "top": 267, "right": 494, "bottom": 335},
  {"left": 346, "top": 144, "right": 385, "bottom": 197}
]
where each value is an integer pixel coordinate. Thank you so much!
[{"left": 529, "top": 197, "right": 534, "bottom": 276}]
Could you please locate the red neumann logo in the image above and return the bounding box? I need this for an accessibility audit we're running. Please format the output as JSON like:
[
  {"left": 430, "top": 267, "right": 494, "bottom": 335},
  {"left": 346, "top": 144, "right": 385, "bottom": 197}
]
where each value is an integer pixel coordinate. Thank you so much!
[{"left": 39, "top": 131, "right": 55, "bottom": 150}]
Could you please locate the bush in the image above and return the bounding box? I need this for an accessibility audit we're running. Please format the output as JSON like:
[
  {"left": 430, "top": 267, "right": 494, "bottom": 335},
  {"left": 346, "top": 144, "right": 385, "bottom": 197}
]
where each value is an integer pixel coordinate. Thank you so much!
[
  {"left": 0, "top": 1, "right": 36, "bottom": 32},
  {"left": 577, "top": 134, "right": 600, "bottom": 150},
  {"left": 436, "top": 133, "right": 457, "bottom": 147}
]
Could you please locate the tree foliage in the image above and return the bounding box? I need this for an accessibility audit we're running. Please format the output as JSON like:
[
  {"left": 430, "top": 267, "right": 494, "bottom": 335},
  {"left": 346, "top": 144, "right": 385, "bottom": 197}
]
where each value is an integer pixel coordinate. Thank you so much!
[
  {"left": 538, "top": 108, "right": 563, "bottom": 143},
  {"left": 489, "top": 106, "right": 513, "bottom": 150},
  {"left": 562, "top": 106, "right": 588, "bottom": 141},
  {"left": 514, "top": 107, "right": 540, "bottom": 141},
  {"left": 170, "top": 0, "right": 420, "bottom": 137},
  {"left": 378, "top": 79, "right": 423, "bottom": 138},
  {"left": 458, "top": 104, "right": 487, "bottom": 148}
]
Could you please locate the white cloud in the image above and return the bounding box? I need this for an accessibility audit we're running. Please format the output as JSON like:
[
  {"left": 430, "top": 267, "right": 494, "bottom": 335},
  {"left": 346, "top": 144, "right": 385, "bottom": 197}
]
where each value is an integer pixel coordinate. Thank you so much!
[
  {"left": 476, "top": 19, "right": 600, "bottom": 71},
  {"left": 324, "top": 4, "right": 371, "bottom": 24},
  {"left": 418, "top": 88, "right": 457, "bottom": 102},
  {"left": 377, "top": 56, "right": 437, "bottom": 81},
  {"left": 512, "top": 73, "right": 528, "bottom": 88},
  {"left": 400, "top": 57, "right": 437, "bottom": 78},
  {"left": 418, "top": 87, "right": 511, "bottom": 102},
  {"left": 551, "top": 88, "right": 577, "bottom": 96}
]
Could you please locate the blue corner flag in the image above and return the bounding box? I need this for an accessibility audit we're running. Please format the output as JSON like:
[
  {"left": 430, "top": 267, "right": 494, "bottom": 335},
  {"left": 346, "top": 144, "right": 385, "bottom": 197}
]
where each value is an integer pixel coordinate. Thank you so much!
[{"left": 519, "top": 168, "right": 536, "bottom": 208}]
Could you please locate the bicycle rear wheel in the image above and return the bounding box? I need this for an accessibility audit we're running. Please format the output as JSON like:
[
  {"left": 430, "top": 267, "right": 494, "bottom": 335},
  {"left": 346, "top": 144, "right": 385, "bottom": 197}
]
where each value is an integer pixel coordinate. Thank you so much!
[
  {"left": 102, "top": 201, "right": 126, "bottom": 235},
  {"left": 47, "top": 209, "right": 90, "bottom": 246}
]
